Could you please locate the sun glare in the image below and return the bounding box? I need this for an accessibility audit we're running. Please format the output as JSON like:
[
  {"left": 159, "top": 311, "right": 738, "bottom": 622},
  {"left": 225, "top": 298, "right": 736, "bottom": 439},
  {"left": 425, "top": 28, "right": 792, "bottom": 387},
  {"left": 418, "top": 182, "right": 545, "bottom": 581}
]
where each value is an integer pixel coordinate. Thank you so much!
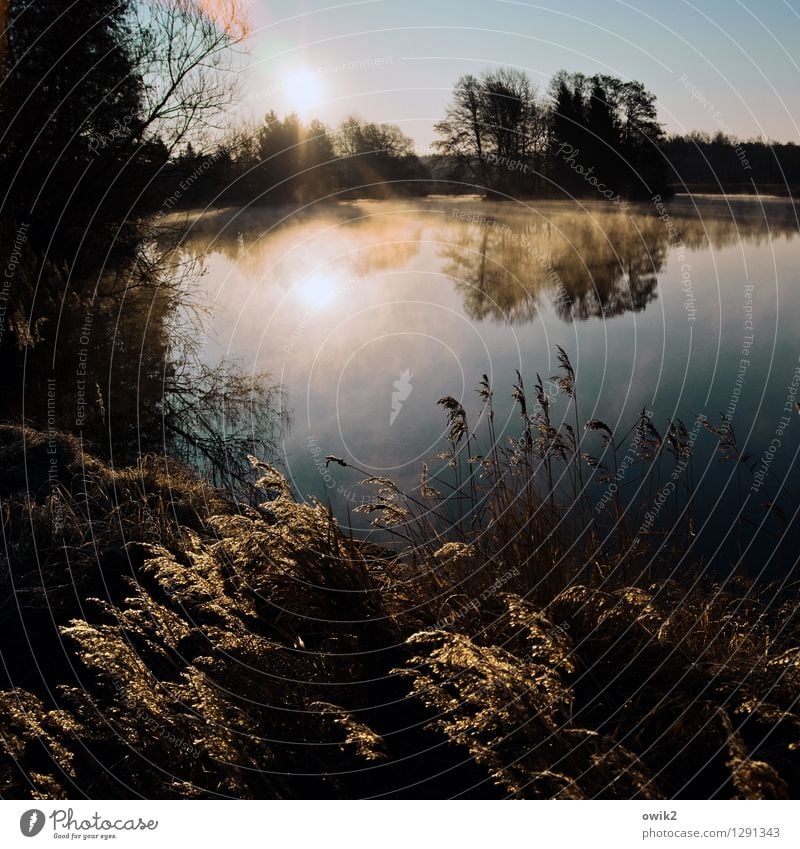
[
  {"left": 283, "top": 68, "right": 323, "bottom": 111},
  {"left": 295, "top": 271, "right": 339, "bottom": 310}
]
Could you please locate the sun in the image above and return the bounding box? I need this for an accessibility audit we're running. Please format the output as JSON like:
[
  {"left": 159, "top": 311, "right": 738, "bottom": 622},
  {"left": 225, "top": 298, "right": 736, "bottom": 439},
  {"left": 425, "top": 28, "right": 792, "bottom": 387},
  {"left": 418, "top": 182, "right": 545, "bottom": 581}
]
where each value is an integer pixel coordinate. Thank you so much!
[
  {"left": 295, "top": 271, "right": 339, "bottom": 310},
  {"left": 283, "top": 68, "right": 323, "bottom": 111}
]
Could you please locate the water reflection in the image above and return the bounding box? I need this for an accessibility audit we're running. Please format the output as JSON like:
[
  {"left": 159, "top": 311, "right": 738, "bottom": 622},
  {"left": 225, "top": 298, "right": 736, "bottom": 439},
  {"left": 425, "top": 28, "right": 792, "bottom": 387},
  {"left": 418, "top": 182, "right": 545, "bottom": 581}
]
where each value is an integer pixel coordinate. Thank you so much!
[
  {"left": 440, "top": 211, "right": 664, "bottom": 322},
  {"left": 179, "top": 202, "right": 424, "bottom": 294},
  {"left": 174, "top": 195, "right": 800, "bottom": 566},
  {"left": 441, "top": 197, "right": 799, "bottom": 323},
  {"left": 178, "top": 196, "right": 799, "bottom": 325}
]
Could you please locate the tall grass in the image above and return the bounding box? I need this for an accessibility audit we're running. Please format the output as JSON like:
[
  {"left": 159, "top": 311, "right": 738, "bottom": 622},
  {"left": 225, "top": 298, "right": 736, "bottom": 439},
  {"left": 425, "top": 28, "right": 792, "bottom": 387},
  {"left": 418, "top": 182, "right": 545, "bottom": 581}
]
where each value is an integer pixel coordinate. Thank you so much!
[
  {"left": 352, "top": 347, "right": 797, "bottom": 594},
  {"left": 1, "top": 346, "right": 799, "bottom": 799}
]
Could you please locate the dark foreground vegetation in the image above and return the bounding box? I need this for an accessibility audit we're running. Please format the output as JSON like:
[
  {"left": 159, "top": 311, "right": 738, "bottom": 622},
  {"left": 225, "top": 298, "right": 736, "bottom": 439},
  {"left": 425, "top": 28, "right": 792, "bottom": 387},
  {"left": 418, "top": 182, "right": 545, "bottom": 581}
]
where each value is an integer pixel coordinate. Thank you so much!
[
  {"left": 0, "top": 0, "right": 287, "bottom": 489},
  {"left": 1, "top": 362, "right": 799, "bottom": 798}
]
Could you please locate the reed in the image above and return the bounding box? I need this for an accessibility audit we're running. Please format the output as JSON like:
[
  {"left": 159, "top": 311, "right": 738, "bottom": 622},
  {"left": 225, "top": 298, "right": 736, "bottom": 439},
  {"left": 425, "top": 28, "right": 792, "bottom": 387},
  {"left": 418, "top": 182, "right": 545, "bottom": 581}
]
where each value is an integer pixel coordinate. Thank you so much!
[{"left": 1, "top": 348, "right": 798, "bottom": 799}]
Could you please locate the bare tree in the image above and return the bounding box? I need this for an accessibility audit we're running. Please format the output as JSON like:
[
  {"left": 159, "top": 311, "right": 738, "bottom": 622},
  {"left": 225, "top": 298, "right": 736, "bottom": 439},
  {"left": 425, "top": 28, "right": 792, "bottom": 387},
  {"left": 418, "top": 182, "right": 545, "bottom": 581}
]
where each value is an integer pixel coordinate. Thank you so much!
[
  {"left": 131, "top": 0, "right": 249, "bottom": 155},
  {"left": 481, "top": 68, "right": 537, "bottom": 161},
  {"left": 434, "top": 70, "right": 546, "bottom": 192},
  {"left": 163, "top": 354, "right": 290, "bottom": 499},
  {"left": 433, "top": 74, "right": 489, "bottom": 184}
]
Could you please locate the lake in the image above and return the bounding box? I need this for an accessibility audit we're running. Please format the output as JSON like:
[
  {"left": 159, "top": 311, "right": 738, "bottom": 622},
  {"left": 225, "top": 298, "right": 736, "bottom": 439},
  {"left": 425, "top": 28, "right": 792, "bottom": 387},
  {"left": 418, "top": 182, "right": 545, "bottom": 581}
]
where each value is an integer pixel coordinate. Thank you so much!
[{"left": 180, "top": 195, "right": 800, "bottom": 573}]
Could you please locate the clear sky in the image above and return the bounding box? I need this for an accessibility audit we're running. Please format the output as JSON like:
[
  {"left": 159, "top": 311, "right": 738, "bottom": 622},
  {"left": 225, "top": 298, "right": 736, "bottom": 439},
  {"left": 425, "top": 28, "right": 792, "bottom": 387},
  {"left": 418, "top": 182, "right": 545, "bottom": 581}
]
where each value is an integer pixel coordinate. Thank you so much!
[{"left": 236, "top": 0, "right": 800, "bottom": 148}]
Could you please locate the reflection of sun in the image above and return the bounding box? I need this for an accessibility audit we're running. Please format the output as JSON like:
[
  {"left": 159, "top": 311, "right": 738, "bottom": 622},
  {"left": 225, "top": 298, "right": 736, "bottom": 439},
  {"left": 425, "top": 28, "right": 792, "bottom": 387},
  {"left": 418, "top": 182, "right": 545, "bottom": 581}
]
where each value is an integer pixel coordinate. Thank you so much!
[
  {"left": 295, "top": 271, "right": 338, "bottom": 309},
  {"left": 283, "top": 68, "right": 323, "bottom": 111}
]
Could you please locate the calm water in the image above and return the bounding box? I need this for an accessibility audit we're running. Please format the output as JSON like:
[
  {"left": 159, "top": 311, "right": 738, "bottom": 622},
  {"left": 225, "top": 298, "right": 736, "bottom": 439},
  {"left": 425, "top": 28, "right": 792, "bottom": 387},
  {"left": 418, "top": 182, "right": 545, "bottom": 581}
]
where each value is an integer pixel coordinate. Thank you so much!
[{"left": 181, "top": 195, "right": 800, "bottom": 571}]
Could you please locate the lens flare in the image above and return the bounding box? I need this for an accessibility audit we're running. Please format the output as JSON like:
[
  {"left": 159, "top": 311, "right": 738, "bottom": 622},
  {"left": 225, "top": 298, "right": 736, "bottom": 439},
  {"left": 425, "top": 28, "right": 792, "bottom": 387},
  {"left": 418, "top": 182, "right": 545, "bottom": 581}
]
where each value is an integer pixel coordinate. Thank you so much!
[{"left": 283, "top": 68, "right": 323, "bottom": 111}]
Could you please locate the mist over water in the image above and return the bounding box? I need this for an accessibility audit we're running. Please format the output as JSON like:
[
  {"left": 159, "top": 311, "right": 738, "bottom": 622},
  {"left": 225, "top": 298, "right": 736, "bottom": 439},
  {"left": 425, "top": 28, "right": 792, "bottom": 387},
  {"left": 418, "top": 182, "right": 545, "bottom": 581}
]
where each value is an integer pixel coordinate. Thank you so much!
[{"left": 179, "top": 195, "right": 800, "bottom": 570}]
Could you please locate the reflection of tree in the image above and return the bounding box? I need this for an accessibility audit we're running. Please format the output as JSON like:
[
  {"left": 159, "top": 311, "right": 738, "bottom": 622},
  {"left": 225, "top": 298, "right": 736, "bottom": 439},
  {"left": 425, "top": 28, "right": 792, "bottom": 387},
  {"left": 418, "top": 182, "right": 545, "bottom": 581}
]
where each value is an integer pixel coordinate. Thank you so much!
[
  {"left": 176, "top": 205, "right": 424, "bottom": 285},
  {"left": 176, "top": 198, "right": 800, "bottom": 327},
  {"left": 439, "top": 226, "right": 544, "bottom": 324},
  {"left": 1, "top": 229, "right": 284, "bottom": 496},
  {"left": 439, "top": 201, "right": 800, "bottom": 324},
  {"left": 666, "top": 197, "right": 800, "bottom": 252},
  {"left": 440, "top": 210, "right": 664, "bottom": 323}
]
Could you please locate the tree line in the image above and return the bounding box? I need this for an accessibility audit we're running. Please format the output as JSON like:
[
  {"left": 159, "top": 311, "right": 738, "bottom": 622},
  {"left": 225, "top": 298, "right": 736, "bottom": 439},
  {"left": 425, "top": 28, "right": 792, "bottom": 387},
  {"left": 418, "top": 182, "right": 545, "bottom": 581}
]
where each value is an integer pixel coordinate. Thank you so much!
[
  {"left": 166, "top": 66, "right": 800, "bottom": 209},
  {"left": 432, "top": 69, "right": 665, "bottom": 198},
  {"left": 164, "top": 112, "right": 430, "bottom": 207},
  {"left": 168, "top": 67, "right": 670, "bottom": 206},
  {"left": 662, "top": 132, "right": 800, "bottom": 194}
]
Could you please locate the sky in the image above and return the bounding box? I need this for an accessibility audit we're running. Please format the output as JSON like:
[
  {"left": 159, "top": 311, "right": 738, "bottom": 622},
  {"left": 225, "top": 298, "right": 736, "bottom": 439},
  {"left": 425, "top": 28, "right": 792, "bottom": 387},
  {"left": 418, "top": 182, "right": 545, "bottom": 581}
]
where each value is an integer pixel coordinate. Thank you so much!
[{"left": 235, "top": 0, "right": 800, "bottom": 149}]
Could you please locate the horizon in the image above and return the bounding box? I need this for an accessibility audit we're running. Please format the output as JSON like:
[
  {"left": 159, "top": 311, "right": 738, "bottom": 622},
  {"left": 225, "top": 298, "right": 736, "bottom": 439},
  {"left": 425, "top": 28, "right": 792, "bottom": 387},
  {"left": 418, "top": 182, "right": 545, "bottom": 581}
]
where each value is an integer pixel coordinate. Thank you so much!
[{"left": 234, "top": 0, "right": 800, "bottom": 148}]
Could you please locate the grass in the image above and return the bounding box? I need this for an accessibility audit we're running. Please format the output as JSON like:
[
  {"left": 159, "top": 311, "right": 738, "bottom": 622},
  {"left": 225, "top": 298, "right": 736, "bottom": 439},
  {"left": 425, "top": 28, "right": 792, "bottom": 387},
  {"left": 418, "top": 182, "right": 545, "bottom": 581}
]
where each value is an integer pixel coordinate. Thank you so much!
[{"left": 0, "top": 347, "right": 799, "bottom": 799}]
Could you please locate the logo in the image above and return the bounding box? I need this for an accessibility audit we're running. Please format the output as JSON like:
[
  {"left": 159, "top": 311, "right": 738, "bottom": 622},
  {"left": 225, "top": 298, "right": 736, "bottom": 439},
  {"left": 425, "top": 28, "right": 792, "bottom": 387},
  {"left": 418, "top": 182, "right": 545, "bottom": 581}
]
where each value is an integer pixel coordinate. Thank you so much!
[
  {"left": 390, "top": 369, "right": 413, "bottom": 426},
  {"left": 19, "top": 810, "right": 45, "bottom": 837}
]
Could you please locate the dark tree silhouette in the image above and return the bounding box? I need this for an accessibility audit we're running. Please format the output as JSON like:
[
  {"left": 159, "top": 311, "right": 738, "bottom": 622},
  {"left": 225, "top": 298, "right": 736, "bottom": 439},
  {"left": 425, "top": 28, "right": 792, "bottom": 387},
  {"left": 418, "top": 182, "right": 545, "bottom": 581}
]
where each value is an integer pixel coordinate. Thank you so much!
[
  {"left": 334, "top": 115, "right": 428, "bottom": 196},
  {"left": 434, "top": 74, "right": 490, "bottom": 186},
  {"left": 0, "top": 1, "right": 282, "bottom": 486},
  {"left": 0, "top": 0, "right": 150, "bottom": 262},
  {"left": 663, "top": 131, "right": 800, "bottom": 193},
  {"left": 434, "top": 69, "right": 544, "bottom": 195}
]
